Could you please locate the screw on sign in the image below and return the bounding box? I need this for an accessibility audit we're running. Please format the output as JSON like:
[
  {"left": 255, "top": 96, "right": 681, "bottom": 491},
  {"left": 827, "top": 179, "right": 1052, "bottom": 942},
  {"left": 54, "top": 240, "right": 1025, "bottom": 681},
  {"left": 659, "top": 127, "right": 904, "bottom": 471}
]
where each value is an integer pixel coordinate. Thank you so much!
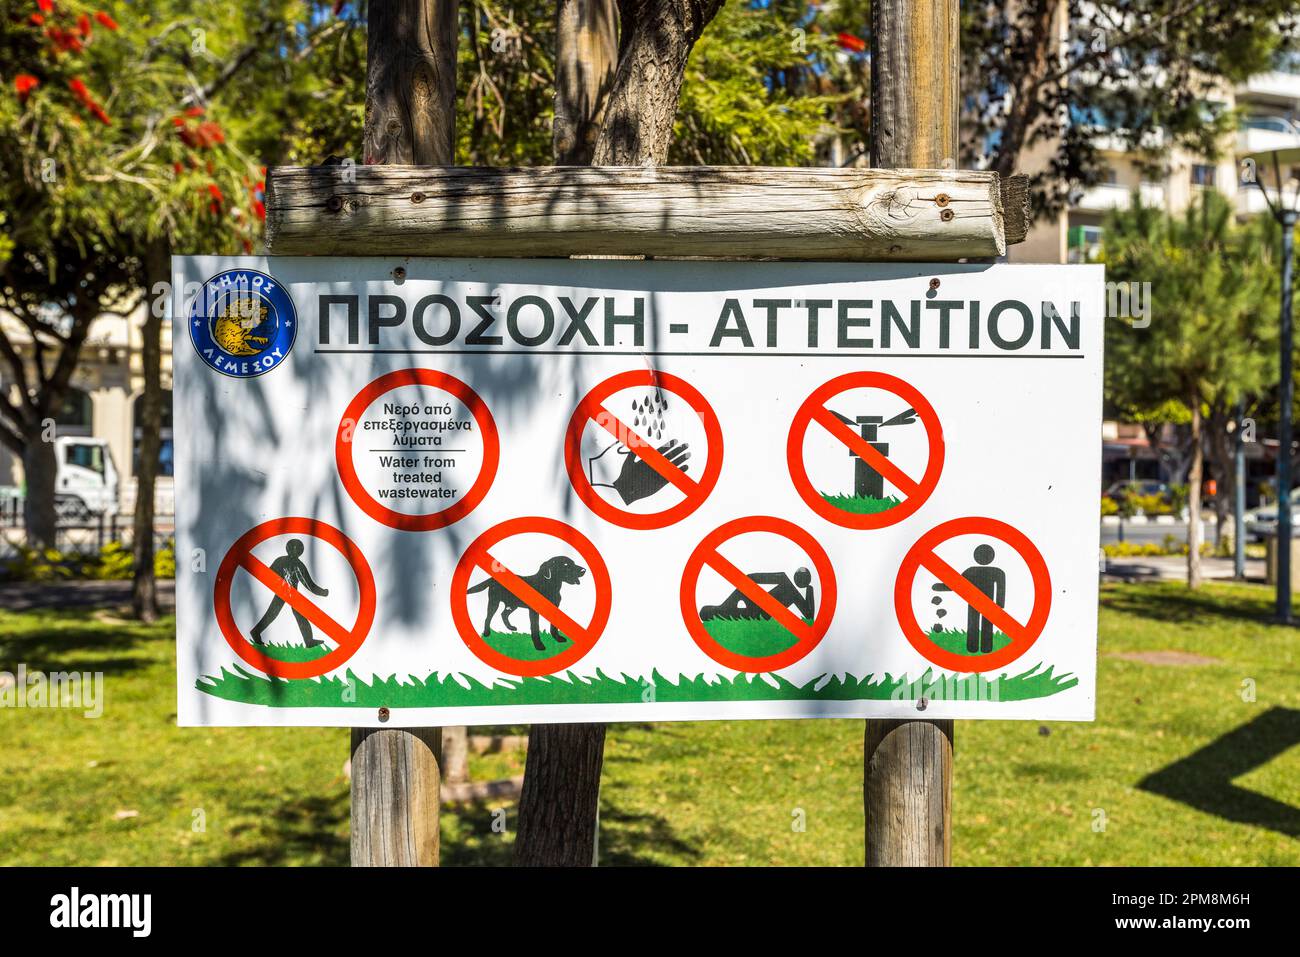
[
  {"left": 679, "top": 516, "right": 837, "bottom": 673},
  {"left": 564, "top": 368, "right": 723, "bottom": 530},
  {"left": 787, "top": 371, "right": 944, "bottom": 529},
  {"left": 213, "top": 517, "right": 376, "bottom": 680},
  {"left": 336, "top": 367, "right": 499, "bottom": 531},
  {"left": 894, "top": 516, "right": 1052, "bottom": 673},
  {"left": 450, "top": 517, "right": 612, "bottom": 678}
]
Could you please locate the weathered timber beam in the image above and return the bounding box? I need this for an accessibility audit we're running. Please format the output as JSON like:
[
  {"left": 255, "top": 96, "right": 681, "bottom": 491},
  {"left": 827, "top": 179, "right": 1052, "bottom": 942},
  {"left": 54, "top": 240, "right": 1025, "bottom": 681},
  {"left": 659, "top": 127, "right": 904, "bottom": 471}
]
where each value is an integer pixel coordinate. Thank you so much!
[{"left": 265, "top": 165, "right": 1029, "bottom": 262}]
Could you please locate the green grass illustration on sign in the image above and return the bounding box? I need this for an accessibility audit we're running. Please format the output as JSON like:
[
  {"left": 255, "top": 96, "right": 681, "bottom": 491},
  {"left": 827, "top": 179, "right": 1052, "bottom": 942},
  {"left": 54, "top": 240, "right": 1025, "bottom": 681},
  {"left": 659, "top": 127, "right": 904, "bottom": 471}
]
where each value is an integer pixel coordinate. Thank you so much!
[
  {"left": 197, "top": 664, "right": 1077, "bottom": 708},
  {"left": 481, "top": 629, "right": 572, "bottom": 662},
  {"left": 820, "top": 493, "right": 903, "bottom": 514},
  {"left": 251, "top": 641, "right": 332, "bottom": 664},
  {"left": 701, "top": 617, "right": 808, "bottom": 656},
  {"left": 925, "top": 626, "right": 1013, "bottom": 656}
]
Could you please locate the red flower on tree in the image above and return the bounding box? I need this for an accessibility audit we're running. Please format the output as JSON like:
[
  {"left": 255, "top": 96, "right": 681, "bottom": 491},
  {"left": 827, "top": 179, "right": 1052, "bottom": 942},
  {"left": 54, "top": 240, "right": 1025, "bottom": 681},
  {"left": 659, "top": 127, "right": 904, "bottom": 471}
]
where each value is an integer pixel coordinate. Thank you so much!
[
  {"left": 14, "top": 74, "right": 40, "bottom": 102},
  {"left": 77, "top": 13, "right": 92, "bottom": 36},
  {"left": 94, "top": 11, "right": 118, "bottom": 31},
  {"left": 67, "top": 76, "right": 109, "bottom": 123},
  {"left": 37, "top": 0, "right": 54, "bottom": 13}
]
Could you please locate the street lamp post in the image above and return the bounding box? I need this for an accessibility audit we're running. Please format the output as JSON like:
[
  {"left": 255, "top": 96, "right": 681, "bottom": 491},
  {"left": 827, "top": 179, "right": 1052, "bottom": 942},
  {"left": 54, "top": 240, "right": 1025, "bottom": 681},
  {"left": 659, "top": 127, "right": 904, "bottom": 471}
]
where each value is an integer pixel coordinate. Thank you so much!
[
  {"left": 1279, "top": 209, "right": 1297, "bottom": 622},
  {"left": 1234, "top": 400, "right": 1246, "bottom": 580},
  {"left": 1246, "top": 147, "right": 1300, "bottom": 623}
]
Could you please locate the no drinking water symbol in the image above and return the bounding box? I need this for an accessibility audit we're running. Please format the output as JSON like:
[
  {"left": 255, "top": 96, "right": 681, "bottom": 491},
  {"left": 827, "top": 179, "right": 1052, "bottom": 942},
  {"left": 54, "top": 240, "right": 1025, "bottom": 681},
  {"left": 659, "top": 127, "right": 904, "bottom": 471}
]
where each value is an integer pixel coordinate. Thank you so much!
[{"left": 565, "top": 369, "right": 723, "bottom": 530}]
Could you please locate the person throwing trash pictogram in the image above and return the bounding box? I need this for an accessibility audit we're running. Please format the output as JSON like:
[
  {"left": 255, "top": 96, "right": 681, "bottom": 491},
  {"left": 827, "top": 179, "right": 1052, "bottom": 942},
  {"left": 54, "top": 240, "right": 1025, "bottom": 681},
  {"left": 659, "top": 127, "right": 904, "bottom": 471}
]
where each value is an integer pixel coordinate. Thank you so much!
[
  {"left": 932, "top": 544, "right": 1006, "bottom": 654},
  {"left": 250, "top": 539, "right": 330, "bottom": 648}
]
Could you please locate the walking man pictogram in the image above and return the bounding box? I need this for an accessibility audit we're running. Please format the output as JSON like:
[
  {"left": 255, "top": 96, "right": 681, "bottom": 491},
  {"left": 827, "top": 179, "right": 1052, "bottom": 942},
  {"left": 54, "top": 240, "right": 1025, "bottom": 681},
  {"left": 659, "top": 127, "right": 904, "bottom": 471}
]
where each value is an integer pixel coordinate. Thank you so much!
[
  {"left": 932, "top": 543, "right": 1006, "bottom": 654},
  {"left": 250, "top": 539, "right": 330, "bottom": 648}
]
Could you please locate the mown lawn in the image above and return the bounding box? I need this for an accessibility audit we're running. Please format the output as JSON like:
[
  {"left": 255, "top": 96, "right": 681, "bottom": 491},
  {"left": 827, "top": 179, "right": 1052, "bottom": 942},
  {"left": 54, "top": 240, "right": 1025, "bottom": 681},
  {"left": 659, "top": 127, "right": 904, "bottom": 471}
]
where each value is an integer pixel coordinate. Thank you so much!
[{"left": 0, "top": 580, "right": 1296, "bottom": 866}]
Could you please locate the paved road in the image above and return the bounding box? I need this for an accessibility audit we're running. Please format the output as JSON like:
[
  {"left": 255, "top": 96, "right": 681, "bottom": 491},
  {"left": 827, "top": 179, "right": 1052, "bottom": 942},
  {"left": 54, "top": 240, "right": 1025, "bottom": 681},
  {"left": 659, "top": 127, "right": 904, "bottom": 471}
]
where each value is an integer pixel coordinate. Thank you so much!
[
  {"left": 1101, "top": 519, "right": 1217, "bottom": 546},
  {"left": 1102, "top": 554, "right": 1264, "bottom": 583},
  {"left": 0, "top": 579, "right": 175, "bottom": 612}
]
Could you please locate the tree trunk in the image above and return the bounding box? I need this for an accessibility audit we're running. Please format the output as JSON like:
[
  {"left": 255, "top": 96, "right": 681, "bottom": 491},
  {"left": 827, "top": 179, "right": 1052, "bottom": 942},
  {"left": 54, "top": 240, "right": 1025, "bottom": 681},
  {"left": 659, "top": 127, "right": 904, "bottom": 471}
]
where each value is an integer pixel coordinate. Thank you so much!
[
  {"left": 350, "top": 0, "right": 458, "bottom": 867},
  {"left": 514, "top": 0, "right": 721, "bottom": 868},
  {"left": 1205, "top": 404, "right": 1232, "bottom": 548},
  {"left": 132, "top": 239, "right": 169, "bottom": 622},
  {"left": 514, "top": 723, "right": 607, "bottom": 866},
  {"left": 990, "top": 2, "right": 1059, "bottom": 179},
  {"left": 441, "top": 725, "right": 470, "bottom": 784},
  {"left": 21, "top": 421, "right": 58, "bottom": 551},
  {"left": 1187, "top": 396, "right": 1203, "bottom": 589},
  {"left": 590, "top": 0, "right": 724, "bottom": 166},
  {"left": 362, "top": 0, "right": 459, "bottom": 166}
]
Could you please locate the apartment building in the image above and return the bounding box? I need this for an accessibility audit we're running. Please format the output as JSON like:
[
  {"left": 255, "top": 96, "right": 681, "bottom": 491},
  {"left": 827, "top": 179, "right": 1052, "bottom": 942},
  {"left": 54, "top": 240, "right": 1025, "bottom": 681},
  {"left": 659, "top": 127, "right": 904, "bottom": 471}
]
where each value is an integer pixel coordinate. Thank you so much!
[
  {"left": 1005, "top": 31, "right": 1300, "bottom": 499},
  {"left": 1014, "top": 58, "right": 1300, "bottom": 263}
]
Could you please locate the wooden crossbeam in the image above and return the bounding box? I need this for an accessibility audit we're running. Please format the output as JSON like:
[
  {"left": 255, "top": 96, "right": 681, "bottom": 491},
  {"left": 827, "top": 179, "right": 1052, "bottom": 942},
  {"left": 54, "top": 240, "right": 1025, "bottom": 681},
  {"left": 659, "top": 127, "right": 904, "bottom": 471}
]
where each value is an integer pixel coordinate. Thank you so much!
[{"left": 265, "top": 165, "right": 1029, "bottom": 262}]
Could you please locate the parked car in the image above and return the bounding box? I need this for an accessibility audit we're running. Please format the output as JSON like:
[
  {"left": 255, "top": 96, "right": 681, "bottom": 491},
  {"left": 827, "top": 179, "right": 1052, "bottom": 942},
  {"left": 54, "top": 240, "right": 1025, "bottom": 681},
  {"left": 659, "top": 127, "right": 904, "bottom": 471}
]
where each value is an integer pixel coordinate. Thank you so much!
[{"left": 1244, "top": 487, "right": 1300, "bottom": 541}]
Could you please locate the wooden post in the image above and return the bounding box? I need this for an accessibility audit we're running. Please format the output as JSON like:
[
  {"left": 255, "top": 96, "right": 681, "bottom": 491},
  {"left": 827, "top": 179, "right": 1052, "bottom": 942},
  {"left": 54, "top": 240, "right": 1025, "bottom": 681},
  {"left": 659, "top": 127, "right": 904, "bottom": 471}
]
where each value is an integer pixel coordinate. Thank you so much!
[
  {"left": 553, "top": 0, "right": 617, "bottom": 165},
  {"left": 349, "top": 0, "right": 458, "bottom": 867},
  {"left": 512, "top": 1, "right": 619, "bottom": 868},
  {"left": 864, "top": 0, "right": 958, "bottom": 867}
]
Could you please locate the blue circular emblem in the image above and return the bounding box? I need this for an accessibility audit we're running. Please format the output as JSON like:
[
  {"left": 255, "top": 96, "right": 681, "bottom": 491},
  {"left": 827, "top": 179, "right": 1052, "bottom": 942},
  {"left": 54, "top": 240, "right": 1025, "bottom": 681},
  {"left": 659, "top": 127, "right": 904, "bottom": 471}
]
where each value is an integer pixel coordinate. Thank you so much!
[{"left": 189, "top": 268, "right": 297, "bottom": 378}]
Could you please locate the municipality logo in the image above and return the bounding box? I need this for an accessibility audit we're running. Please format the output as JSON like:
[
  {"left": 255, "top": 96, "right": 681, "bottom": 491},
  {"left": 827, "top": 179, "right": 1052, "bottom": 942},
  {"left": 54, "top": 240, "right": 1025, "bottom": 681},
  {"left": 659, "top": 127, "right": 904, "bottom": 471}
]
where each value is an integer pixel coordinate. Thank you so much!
[{"left": 189, "top": 269, "right": 297, "bottom": 377}]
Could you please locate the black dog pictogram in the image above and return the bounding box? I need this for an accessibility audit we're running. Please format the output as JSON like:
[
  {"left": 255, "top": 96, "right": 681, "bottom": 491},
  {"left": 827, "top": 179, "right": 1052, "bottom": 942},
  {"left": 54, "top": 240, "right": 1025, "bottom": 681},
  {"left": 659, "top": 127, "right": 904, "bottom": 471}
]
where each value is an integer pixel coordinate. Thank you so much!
[{"left": 468, "top": 555, "right": 588, "bottom": 651}]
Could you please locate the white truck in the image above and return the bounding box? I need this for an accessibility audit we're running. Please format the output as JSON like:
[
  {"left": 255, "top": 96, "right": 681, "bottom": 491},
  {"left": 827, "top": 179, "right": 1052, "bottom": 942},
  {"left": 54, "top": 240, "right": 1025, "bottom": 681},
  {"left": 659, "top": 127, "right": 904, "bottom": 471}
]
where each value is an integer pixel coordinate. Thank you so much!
[
  {"left": 56, "top": 436, "right": 120, "bottom": 517},
  {"left": 0, "top": 437, "right": 120, "bottom": 521}
]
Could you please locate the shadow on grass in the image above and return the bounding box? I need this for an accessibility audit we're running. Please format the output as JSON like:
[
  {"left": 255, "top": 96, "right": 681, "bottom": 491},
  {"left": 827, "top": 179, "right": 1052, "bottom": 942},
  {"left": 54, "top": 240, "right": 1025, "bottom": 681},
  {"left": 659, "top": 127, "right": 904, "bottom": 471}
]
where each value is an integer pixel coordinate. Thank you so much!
[
  {"left": 597, "top": 805, "right": 703, "bottom": 866},
  {"left": 1139, "top": 707, "right": 1300, "bottom": 839},
  {"left": 0, "top": 619, "right": 163, "bottom": 678},
  {"left": 1100, "top": 582, "right": 1282, "bottom": 627},
  {"left": 214, "top": 793, "right": 350, "bottom": 866}
]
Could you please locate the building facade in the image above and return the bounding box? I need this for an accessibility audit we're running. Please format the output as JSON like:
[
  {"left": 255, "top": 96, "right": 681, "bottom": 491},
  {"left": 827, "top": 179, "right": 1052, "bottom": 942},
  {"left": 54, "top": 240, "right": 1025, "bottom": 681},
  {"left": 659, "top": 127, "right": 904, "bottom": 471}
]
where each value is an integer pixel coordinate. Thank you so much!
[{"left": 0, "top": 304, "right": 174, "bottom": 514}]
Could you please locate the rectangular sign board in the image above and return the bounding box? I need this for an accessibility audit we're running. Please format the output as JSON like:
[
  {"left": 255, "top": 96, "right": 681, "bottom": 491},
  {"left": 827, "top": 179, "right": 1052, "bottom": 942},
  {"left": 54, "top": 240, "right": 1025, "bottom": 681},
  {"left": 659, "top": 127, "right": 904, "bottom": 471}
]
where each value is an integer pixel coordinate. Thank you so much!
[{"left": 174, "top": 257, "right": 1103, "bottom": 727}]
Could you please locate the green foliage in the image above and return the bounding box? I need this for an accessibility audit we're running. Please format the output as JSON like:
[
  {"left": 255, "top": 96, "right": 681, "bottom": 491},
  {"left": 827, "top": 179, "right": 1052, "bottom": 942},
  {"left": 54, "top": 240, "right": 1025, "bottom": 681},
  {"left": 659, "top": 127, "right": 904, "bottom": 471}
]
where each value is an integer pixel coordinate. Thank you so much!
[
  {"left": 1103, "top": 191, "right": 1278, "bottom": 422},
  {"left": 1103, "top": 540, "right": 1212, "bottom": 557},
  {"left": 672, "top": 2, "right": 840, "bottom": 166},
  {"left": 0, "top": 540, "right": 176, "bottom": 581}
]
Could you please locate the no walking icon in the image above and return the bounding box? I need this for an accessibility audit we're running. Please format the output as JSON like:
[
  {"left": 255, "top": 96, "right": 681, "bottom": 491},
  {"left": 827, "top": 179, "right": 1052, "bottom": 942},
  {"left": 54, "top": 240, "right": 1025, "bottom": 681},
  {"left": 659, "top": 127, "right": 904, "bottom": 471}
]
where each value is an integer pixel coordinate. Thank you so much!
[{"left": 213, "top": 517, "right": 376, "bottom": 680}]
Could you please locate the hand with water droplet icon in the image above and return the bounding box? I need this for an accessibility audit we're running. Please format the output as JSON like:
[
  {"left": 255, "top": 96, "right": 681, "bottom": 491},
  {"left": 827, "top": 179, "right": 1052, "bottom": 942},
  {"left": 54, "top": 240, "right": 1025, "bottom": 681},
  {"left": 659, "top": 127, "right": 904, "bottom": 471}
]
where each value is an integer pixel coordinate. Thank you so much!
[
  {"left": 589, "top": 438, "right": 691, "bottom": 505},
  {"left": 611, "top": 439, "right": 690, "bottom": 504}
]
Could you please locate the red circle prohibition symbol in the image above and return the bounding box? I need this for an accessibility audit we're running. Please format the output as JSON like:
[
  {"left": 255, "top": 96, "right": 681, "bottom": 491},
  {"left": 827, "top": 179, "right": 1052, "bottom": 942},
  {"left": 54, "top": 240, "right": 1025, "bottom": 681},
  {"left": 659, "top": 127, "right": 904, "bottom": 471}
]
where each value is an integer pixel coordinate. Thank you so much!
[
  {"left": 894, "top": 516, "right": 1052, "bottom": 674},
  {"left": 336, "top": 368, "right": 500, "bottom": 531},
  {"left": 680, "top": 516, "right": 838, "bottom": 673},
  {"left": 450, "top": 517, "right": 613, "bottom": 678},
  {"left": 787, "top": 371, "right": 944, "bottom": 529},
  {"left": 213, "top": 517, "right": 377, "bottom": 680},
  {"left": 564, "top": 369, "right": 723, "bottom": 530}
]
